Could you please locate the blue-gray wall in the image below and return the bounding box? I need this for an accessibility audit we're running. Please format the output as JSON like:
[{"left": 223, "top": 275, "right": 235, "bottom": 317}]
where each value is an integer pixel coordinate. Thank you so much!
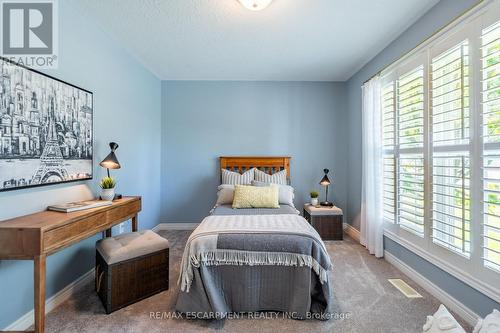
[
  {"left": 345, "top": 0, "right": 499, "bottom": 318},
  {"left": 0, "top": 1, "right": 161, "bottom": 329},
  {"left": 161, "top": 81, "right": 348, "bottom": 223},
  {"left": 2, "top": 0, "right": 496, "bottom": 328}
]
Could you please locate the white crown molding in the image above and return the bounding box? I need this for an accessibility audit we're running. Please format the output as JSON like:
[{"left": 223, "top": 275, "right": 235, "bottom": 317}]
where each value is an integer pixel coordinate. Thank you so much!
[
  {"left": 4, "top": 268, "right": 95, "bottom": 331},
  {"left": 384, "top": 251, "right": 479, "bottom": 326}
]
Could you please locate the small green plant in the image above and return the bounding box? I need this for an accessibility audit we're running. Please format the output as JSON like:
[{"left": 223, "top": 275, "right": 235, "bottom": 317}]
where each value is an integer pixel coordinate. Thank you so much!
[
  {"left": 310, "top": 191, "right": 319, "bottom": 198},
  {"left": 99, "top": 177, "right": 116, "bottom": 189}
]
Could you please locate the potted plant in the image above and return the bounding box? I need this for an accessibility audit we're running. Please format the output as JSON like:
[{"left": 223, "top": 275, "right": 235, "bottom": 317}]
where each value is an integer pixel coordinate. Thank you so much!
[
  {"left": 310, "top": 191, "right": 319, "bottom": 206},
  {"left": 99, "top": 177, "right": 116, "bottom": 201}
]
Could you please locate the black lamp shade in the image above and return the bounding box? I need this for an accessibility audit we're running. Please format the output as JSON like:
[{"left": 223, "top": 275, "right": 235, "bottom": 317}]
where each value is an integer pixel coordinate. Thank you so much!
[
  {"left": 100, "top": 142, "right": 121, "bottom": 170},
  {"left": 319, "top": 168, "right": 333, "bottom": 207},
  {"left": 319, "top": 168, "right": 331, "bottom": 186}
]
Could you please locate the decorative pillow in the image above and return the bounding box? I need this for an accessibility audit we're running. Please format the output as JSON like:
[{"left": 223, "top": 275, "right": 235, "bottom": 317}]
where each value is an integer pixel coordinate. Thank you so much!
[
  {"left": 423, "top": 304, "right": 466, "bottom": 333},
  {"left": 232, "top": 185, "right": 279, "bottom": 209},
  {"left": 221, "top": 168, "right": 255, "bottom": 185},
  {"left": 252, "top": 180, "right": 295, "bottom": 207},
  {"left": 216, "top": 185, "right": 235, "bottom": 205},
  {"left": 473, "top": 309, "right": 500, "bottom": 333},
  {"left": 251, "top": 180, "right": 271, "bottom": 187},
  {"left": 254, "top": 168, "right": 287, "bottom": 185}
]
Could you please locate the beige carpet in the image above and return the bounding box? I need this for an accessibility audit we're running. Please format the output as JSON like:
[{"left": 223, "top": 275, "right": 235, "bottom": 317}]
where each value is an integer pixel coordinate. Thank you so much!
[{"left": 36, "top": 230, "right": 471, "bottom": 333}]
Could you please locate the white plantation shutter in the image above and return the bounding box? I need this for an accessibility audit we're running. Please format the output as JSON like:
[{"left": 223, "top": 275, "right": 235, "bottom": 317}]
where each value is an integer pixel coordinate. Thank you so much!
[
  {"left": 482, "top": 20, "right": 500, "bottom": 272},
  {"left": 431, "top": 41, "right": 470, "bottom": 146},
  {"left": 373, "top": 1, "right": 500, "bottom": 299},
  {"left": 432, "top": 154, "right": 470, "bottom": 255},
  {"left": 431, "top": 41, "right": 471, "bottom": 257},
  {"left": 398, "top": 66, "right": 425, "bottom": 149},
  {"left": 382, "top": 82, "right": 396, "bottom": 223},
  {"left": 397, "top": 66, "right": 425, "bottom": 236},
  {"left": 398, "top": 155, "right": 425, "bottom": 235}
]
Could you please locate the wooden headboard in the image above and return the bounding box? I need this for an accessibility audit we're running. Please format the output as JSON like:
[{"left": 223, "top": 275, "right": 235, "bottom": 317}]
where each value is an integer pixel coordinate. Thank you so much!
[{"left": 220, "top": 156, "right": 291, "bottom": 181}]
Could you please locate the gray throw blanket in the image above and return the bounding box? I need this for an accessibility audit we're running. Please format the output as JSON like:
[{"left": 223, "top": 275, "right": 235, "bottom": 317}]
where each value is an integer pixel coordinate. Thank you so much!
[{"left": 179, "top": 214, "right": 332, "bottom": 292}]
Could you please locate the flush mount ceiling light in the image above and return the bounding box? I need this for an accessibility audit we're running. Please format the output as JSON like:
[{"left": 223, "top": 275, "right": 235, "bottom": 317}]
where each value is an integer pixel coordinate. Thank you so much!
[{"left": 238, "top": 0, "right": 273, "bottom": 11}]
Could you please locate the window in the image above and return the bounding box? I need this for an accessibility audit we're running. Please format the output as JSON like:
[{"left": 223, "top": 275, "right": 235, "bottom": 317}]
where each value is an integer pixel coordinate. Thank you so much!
[
  {"left": 377, "top": 0, "right": 500, "bottom": 301},
  {"left": 382, "top": 82, "right": 396, "bottom": 223},
  {"left": 431, "top": 41, "right": 471, "bottom": 257},
  {"left": 397, "top": 66, "right": 425, "bottom": 236},
  {"left": 398, "top": 66, "right": 425, "bottom": 149},
  {"left": 398, "top": 154, "right": 424, "bottom": 235},
  {"left": 482, "top": 20, "right": 500, "bottom": 272}
]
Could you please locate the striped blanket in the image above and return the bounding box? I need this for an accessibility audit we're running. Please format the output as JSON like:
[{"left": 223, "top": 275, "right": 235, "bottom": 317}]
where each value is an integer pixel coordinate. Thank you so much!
[{"left": 179, "top": 214, "right": 332, "bottom": 292}]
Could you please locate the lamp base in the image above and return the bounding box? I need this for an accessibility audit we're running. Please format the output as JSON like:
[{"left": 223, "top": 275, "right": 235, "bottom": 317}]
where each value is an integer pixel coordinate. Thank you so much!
[{"left": 320, "top": 201, "right": 334, "bottom": 207}]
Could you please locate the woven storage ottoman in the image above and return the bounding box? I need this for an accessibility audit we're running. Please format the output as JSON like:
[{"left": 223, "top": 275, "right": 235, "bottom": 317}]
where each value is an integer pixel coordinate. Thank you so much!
[{"left": 95, "top": 230, "right": 169, "bottom": 314}]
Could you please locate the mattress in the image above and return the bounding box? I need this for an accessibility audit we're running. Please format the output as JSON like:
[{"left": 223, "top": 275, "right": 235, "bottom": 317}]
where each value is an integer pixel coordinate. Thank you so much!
[{"left": 210, "top": 204, "right": 299, "bottom": 216}]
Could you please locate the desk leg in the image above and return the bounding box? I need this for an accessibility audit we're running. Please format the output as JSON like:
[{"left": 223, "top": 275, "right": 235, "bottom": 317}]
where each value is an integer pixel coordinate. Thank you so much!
[
  {"left": 132, "top": 214, "right": 138, "bottom": 232},
  {"left": 34, "top": 254, "right": 46, "bottom": 333},
  {"left": 105, "top": 229, "right": 112, "bottom": 237}
]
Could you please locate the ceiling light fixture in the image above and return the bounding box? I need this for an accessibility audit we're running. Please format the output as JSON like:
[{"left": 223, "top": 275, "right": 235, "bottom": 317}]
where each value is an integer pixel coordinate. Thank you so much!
[{"left": 238, "top": 0, "right": 273, "bottom": 11}]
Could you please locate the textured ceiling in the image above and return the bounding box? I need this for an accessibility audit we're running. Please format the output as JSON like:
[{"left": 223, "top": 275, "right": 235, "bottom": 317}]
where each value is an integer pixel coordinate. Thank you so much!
[{"left": 71, "top": 0, "right": 439, "bottom": 81}]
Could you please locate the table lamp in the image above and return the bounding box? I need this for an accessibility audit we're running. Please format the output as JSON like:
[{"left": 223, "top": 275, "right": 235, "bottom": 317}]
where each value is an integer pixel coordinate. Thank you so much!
[
  {"left": 100, "top": 142, "right": 121, "bottom": 177},
  {"left": 319, "top": 168, "right": 333, "bottom": 207},
  {"left": 99, "top": 142, "right": 122, "bottom": 199}
]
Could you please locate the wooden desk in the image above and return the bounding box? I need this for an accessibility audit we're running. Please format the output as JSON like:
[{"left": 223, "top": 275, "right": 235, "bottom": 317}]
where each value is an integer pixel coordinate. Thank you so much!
[{"left": 0, "top": 196, "right": 141, "bottom": 333}]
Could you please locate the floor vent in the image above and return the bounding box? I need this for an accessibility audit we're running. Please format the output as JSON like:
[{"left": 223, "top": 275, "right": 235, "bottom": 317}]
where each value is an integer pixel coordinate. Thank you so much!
[{"left": 388, "top": 279, "right": 423, "bottom": 298}]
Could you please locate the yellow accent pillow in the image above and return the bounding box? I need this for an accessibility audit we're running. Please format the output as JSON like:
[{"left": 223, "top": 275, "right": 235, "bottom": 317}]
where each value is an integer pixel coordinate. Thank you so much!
[{"left": 232, "top": 185, "right": 280, "bottom": 209}]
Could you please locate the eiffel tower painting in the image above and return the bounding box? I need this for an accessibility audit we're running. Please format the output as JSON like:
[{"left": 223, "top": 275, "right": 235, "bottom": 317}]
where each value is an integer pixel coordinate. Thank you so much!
[
  {"left": 31, "top": 98, "right": 69, "bottom": 184},
  {"left": 0, "top": 57, "right": 93, "bottom": 191}
]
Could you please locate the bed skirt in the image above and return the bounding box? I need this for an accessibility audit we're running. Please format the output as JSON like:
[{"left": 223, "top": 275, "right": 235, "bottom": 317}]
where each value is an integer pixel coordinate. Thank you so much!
[{"left": 175, "top": 264, "right": 334, "bottom": 320}]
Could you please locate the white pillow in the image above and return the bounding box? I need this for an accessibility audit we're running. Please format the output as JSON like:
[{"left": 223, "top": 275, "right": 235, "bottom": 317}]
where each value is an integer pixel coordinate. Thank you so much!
[
  {"left": 254, "top": 168, "right": 287, "bottom": 185},
  {"left": 423, "top": 305, "right": 466, "bottom": 333},
  {"left": 216, "top": 185, "right": 234, "bottom": 205},
  {"left": 474, "top": 309, "right": 500, "bottom": 333},
  {"left": 251, "top": 180, "right": 295, "bottom": 207},
  {"left": 221, "top": 168, "right": 255, "bottom": 185}
]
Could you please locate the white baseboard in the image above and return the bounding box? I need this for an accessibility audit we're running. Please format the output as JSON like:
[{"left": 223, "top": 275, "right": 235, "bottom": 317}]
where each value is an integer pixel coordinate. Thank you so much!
[
  {"left": 384, "top": 251, "right": 479, "bottom": 326},
  {"left": 153, "top": 222, "right": 199, "bottom": 231},
  {"left": 343, "top": 223, "right": 360, "bottom": 242},
  {"left": 4, "top": 268, "right": 95, "bottom": 331}
]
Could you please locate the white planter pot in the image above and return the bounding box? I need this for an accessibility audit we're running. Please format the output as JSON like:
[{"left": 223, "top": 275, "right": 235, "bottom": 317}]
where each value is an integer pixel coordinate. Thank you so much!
[
  {"left": 310, "top": 198, "right": 319, "bottom": 206},
  {"left": 101, "top": 188, "right": 115, "bottom": 201}
]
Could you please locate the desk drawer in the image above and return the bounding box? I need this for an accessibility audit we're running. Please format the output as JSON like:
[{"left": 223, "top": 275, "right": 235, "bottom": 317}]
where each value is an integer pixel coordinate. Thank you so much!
[{"left": 44, "top": 200, "right": 141, "bottom": 253}]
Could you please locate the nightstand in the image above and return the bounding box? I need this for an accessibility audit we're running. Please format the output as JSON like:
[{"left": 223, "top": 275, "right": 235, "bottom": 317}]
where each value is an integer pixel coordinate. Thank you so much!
[{"left": 303, "top": 204, "right": 343, "bottom": 240}]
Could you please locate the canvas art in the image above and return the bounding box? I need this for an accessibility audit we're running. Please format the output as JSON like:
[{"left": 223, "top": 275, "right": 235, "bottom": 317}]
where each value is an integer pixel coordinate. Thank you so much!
[{"left": 0, "top": 58, "right": 93, "bottom": 191}]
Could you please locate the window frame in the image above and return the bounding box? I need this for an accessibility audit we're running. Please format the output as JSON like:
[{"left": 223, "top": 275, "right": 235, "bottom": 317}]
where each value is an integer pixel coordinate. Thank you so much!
[
  {"left": 478, "top": 5, "right": 500, "bottom": 283},
  {"left": 428, "top": 24, "right": 476, "bottom": 266},
  {"left": 379, "top": 0, "right": 500, "bottom": 303},
  {"left": 382, "top": 80, "right": 397, "bottom": 224},
  {"left": 383, "top": 51, "right": 429, "bottom": 251}
]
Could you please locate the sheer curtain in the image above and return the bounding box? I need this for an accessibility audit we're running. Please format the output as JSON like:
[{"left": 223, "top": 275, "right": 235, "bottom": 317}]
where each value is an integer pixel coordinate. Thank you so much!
[{"left": 360, "top": 75, "right": 384, "bottom": 258}]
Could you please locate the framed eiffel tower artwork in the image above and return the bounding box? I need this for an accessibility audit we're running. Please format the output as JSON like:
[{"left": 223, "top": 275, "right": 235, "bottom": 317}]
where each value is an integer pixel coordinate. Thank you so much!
[{"left": 0, "top": 57, "right": 93, "bottom": 191}]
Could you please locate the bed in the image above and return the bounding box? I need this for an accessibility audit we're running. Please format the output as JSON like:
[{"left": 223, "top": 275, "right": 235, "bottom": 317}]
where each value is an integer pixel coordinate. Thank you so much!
[{"left": 175, "top": 157, "right": 334, "bottom": 320}]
